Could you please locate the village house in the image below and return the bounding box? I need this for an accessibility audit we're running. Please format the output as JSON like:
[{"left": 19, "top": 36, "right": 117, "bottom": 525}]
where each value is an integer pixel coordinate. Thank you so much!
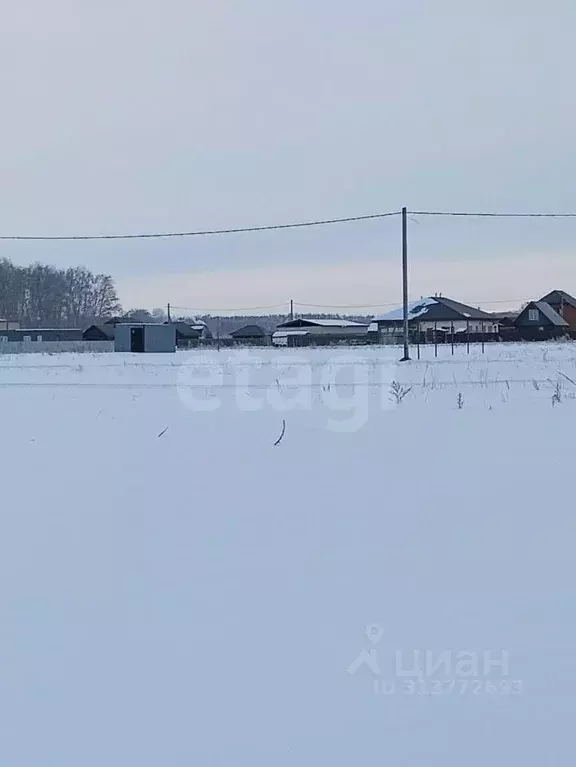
[
  {"left": 538, "top": 290, "right": 576, "bottom": 331},
  {"left": 372, "top": 296, "right": 499, "bottom": 343},
  {"left": 0, "top": 328, "right": 83, "bottom": 343},
  {"left": 513, "top": 301, "right": 569, "bottom": 340}
]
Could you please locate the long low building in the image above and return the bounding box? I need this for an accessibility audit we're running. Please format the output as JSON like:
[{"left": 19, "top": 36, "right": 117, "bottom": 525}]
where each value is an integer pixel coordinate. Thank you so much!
[
  {"left": 0, "top": 328, "right": 84, "bottom": 342},
  {"left": 272, "top": 318, "right": 370, "bottom": 347},
  {"left": 372, "top": 296, "right": 499, "bottom": 341}
]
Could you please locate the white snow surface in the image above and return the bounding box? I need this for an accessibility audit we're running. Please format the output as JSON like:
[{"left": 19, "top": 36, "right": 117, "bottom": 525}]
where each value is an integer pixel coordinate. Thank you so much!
[
  {"left": 1, "top": 344, "right": 575, "bottom": 766},
  {"left": 374, "top": 296, "right": 438, "bottom": 321}
]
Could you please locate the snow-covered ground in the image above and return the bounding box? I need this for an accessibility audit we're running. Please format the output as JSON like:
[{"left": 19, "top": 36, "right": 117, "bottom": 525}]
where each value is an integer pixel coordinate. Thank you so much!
[{"left": 1, "top": 343, "right": 575, "bottom": 765}]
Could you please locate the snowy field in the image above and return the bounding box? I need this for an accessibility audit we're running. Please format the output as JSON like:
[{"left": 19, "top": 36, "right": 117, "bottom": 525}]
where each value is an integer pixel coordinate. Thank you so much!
[{"left": 1, "top": 343, "right": 575, "bottom": 765}]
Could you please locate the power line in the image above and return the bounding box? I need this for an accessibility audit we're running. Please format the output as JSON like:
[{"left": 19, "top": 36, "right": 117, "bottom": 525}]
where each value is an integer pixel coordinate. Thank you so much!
[
  {"left": 168, "top": 296, "right": 530, "bottom": 315},
  {"left": 0, "top": 211, "right": 400, "bottom": 241},
  {"left": 170, "top": 303, "right": 288, "bottom": 314},
  {"left": 410, "top": 211, "right": 576, "bottom": 218},
  {"left": 296, "top": 296, "right": 529, "bottom": 310},
  {"left": 4, "top": 208, "right": 576, "bottom": 240},
  {"left": 295, "top": 301, "right": 395, "bottom": 310}
]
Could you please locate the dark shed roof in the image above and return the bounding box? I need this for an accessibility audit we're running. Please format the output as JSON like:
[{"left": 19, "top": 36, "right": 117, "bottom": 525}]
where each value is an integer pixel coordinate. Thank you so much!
[
  {"left": 83, "top": 324, "right": 114, "bottom": 340},
  {"left": 167, "top": 322, "right": 201, "bottom": 339},
  {"left": 230, "top": 324, "right": 268, "bottom": 338}
]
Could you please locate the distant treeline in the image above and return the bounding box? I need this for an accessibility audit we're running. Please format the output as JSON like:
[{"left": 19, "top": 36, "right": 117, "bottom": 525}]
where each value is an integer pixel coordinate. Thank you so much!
[
  {"left": 0, "top": 258, "right": 121, "bottom": 328},
  {"left": 0, "top": 257, "right": 371, "bottom": 331}
]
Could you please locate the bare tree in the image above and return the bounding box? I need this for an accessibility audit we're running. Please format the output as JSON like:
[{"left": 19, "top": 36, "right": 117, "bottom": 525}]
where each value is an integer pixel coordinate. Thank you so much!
[{"left": 0, "top": 257, "right": 121, "bottom": 328}]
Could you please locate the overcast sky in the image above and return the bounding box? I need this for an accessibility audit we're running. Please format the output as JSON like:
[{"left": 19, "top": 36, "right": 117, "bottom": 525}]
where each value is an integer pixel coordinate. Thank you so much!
[{"left": 1, "top": 0, "right": 576, "bottom": 314}]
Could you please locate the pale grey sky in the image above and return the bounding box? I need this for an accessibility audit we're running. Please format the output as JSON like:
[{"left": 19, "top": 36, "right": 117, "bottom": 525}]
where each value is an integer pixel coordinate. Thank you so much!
[{"left": 1, "top": 0, "right": 576, "bottom": 313}]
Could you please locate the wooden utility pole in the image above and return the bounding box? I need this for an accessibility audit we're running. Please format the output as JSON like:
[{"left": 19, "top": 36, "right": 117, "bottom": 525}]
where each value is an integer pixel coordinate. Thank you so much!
[
  {"left": 400, "top": 207, "right": 410, "bottom": 361},
  {"left": 290, "top": 299, "right": 294, "bottom": 321},
  {"left": 217, "top": 316, "right": 221, "bottom": 351},
  {"left": 167, "top": 303, "right": 172, "bottom": 322}
]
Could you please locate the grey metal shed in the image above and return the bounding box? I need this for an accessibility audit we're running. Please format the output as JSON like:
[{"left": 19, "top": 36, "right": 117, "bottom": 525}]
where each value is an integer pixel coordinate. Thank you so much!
[{"left": 114, "top": 323, "right": 176, "bottom": 353}]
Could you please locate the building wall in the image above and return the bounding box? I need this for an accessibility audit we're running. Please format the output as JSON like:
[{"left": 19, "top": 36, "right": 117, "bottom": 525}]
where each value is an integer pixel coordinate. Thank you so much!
[
  {"left": 114, "top": 324, "right": 176, "bottom": 353},
  {"left": 378, "top": 320, "right": 499, "bottom": 334},
  {"left": 540, "top": 300, "right": 576, "bottom": 330},
  {"left": 144, "top": 324, "right": 176, "bottom": 352},
  {"left": 114, "top": 325, "right": 132, "bottom": 352},
  {"left": 561, "top": 305, "right": 576, "bottom": 330},
  {"left": 0, "top": 329, "right": 83, "bottom": 342}
]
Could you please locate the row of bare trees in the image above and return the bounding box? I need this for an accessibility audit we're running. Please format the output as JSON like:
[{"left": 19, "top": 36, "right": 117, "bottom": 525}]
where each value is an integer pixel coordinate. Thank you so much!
[{"left": 0, "top": 258, "right": 122, "bottom": 328}]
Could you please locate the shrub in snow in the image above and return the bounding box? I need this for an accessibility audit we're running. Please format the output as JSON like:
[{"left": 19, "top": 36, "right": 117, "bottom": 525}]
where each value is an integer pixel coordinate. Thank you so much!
[{"left": 389, "top": 381, "right": 411, "bottom": 405}]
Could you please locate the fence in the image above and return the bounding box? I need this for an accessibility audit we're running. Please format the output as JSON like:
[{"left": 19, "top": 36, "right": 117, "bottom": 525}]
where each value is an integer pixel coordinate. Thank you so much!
[{"left": 0, "top": 340, "right": 113, "bottom": 355}]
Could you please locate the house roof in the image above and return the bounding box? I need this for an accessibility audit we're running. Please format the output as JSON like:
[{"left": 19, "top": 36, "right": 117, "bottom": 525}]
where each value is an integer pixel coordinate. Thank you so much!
[
  {"left": 277, "top": 318, "right": 368, "bottom": 329},
  {"left": 374, "top": 296, "right": 495, "bottom": 323},
  {"left": 520, "top": 301, "right": 569, "bottom": 327},
  {"left": 273, "top": 330, "right": 309, "bottom": 337},
  {"left": 272, "top": 326, "right": 368, "bottom": 338},
  {"left": 539, "top": 290, "right": 576, "bottom": 310},
  {"left": 167, "top": 321, "right": 201, "bottom": 338},
  {"left": 374, "top": 298, "right": 437, "bottom": 321},
  {"left": 84, "top": 324, "right": 115, "bottom": 339},
  {"left": 104, "top": 316, "right": 141, "bottom": 325},
  {"left": 11, "top": 327, "right": 81, "bottom": 332},
  {"left": 490, "top": 310, "right": 520, "bottom": 320},
  {"left": 230, "top": 324, "right": 267, "bottom": 337}
]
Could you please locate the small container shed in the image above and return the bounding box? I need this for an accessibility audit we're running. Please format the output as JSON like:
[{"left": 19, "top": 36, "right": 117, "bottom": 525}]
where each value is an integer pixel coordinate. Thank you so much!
[{"left": 114, "top": 323, "right": 176, "bottom": 353}]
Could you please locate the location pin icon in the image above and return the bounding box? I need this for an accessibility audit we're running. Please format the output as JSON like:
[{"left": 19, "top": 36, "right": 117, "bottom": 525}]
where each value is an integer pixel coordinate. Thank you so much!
[{"left": 365, "top": 624, "right": 384, "bottom": 645}]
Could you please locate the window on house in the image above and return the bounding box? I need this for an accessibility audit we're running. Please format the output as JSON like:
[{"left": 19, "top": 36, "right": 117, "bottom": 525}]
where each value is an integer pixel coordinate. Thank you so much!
[
  {"left": 23, "top": 335, "right": 31, "bottom": 342},
  {"left": 36, "top": 335, "right": 43, "bottom": 342},
  {"left": 528, "top": 309, "right": 539, "bottom": 322},
  {"left": 0, "top": 336, "right": 7, "bottom": 342}
]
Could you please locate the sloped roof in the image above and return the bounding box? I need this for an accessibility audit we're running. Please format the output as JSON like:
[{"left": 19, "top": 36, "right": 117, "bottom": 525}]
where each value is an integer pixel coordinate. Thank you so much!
[
  {"left": 277, "top": 318, "right": 367, "bottom": 329},
  {"left": 539, "top": 290, "right": 576, "bottom": 310},
  {"left": 84, "top": 324, "right": 114, "bottom": 339},
  {"left": 105, "top": 316, "right": 145, "bottom": 325},
  {"left": 519, "top": 301, "right": 569, "bottom": 327},
  {"left": 230, "top": 324, "right": 267, "bottom": 337},
  {"left": 273, "top": 330, "right": 309, "bottom": 337},
  {"left": 435, "top": 297, "right": 495, "bottom": 319},
  {"left": 374, "top": 298, "right": 437, "bottom": 321},
  {"left": 169, "top": 321, "right": 201, "bottom": 338},
  {"left": 375, "top": 297, "right": 494, "bottom": 323}
]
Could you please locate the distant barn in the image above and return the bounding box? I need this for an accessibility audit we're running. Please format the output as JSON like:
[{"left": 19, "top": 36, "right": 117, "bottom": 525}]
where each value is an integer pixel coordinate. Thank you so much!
[
  {"left": 230, "top": 324, "right": 270, "bottom": 345},
  {"left": 272, "top": 318, "right": 369, "bottom": 347}
]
